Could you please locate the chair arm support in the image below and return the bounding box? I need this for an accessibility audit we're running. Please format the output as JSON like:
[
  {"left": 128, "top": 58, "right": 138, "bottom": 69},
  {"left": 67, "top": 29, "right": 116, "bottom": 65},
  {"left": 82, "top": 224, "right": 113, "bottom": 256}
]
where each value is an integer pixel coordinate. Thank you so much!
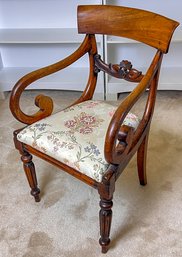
[
  {"left": 104, "top": 50, "right": 163, "bottom": 164},
  {"left": 9, "top": 35, "right": 92, "bottom": 125}
]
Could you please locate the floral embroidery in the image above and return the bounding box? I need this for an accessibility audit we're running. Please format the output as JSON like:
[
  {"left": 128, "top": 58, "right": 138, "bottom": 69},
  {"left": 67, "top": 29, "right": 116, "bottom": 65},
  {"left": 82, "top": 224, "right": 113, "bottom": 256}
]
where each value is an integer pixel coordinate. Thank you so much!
[
  {"left": 31, "top": 123, "right": 50, "bottom": 150},
  {"left": 63, "top": 107, "right": 75, "bottom": 113},
  {"left": 64, "top": 119, "right": 76, "bottom": 128},
  {"left": 85, "top": 101, "right": 100, "bottom": 108},
  {"left": 109, "top": 110, "right": 115, "bottom": 117},
  {"left": 122, "top": 113, "right": 139, "bottom": 128},
  {"left": 77, "top": 142, "right": 105, "bottom": 164},
  {"left": 18, "top": 123, "right": 51, "bottom": 153},
  {"left": 63, "top": 104, "right": 83, "bottom": 113},
  {"left": 17, "top": 100, "right": 140, "bottom": 182},
  {"left": 64, "top": 112, "right": 104, "bottom": 134},
  {"left": 47, "top": 131, "right": 75, "bottom": 152}
]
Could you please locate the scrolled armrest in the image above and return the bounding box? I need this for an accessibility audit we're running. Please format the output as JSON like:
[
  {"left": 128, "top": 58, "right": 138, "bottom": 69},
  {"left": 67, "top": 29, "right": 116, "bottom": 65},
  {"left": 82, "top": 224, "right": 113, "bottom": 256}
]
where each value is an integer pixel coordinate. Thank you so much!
[
  {"left": 9, "top": 35, "right": 91, "bottom": 125},
  {"left": 104, "top": 50, "right": 163, "bottom": 164}
]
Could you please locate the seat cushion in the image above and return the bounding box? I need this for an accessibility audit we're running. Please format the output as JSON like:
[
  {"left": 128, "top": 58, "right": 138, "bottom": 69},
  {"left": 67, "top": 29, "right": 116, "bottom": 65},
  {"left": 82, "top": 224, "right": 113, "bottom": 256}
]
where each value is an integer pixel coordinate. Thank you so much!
[{"left": 17, "top": 100, "right": 140, "bottom": 182}]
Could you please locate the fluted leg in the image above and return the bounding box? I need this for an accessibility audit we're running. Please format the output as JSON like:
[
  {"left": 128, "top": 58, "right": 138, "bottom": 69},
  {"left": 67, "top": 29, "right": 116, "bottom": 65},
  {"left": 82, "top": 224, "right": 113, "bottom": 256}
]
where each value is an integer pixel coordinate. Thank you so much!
[
  {"left": 137, "top": 132, "right": 149, "bottom": 186},
  {"left": 99, "top": 198, "right": 113, "bottom": 253},
  {"left": 21, "top": 151, "right": 40, "bottom": 202}
]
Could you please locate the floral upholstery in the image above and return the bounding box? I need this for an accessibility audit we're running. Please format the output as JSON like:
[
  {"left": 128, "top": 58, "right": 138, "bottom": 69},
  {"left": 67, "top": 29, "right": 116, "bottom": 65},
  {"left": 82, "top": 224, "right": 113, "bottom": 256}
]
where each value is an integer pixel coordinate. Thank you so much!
[{"left": 17, "top": 100, "right": 140, "bottom": 182}]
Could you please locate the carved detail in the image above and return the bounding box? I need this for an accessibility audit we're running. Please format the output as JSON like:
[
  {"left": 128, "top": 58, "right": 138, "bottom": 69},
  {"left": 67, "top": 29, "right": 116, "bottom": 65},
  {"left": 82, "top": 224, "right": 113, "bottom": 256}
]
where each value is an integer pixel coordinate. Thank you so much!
[
  {"left": 98, "top": 167, "right": 115, "bottom": 253},
  {"left": 116, "top": 125, "right": 134, "bottom": 156},
  {"left": 94, "top": 54, "right": 143, "bottom": 82},
  {"left": 99, "top": 198, "right": 113, "bottom": 253}
]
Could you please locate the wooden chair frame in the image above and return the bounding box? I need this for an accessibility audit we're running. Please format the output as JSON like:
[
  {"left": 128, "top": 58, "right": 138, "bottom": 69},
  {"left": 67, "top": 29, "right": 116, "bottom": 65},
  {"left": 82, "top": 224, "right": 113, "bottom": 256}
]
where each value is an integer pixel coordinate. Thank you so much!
[{"left": 9, "top": 5, "right": 179, "bottom": 253}]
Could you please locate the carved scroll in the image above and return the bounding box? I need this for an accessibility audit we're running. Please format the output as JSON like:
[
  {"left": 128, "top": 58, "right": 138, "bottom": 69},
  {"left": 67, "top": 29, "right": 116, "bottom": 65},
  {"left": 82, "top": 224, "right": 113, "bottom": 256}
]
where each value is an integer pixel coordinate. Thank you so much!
[{"left": 94, "top": 54, "right": 143, "bottom": 82}]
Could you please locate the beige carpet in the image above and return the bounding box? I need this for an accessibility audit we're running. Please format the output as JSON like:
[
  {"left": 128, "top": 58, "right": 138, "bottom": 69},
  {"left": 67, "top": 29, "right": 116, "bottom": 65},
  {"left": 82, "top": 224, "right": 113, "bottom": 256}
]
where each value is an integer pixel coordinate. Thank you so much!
[{"left": 0, "top": 90, "right": 182, "bottom": 257}]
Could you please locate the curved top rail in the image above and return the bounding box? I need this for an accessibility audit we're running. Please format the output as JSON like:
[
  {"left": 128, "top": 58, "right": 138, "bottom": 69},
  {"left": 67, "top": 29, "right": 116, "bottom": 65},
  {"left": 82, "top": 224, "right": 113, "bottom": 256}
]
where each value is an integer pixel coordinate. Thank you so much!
[{"left": 78, "top": 5, "right": 179, "bottom": 53}]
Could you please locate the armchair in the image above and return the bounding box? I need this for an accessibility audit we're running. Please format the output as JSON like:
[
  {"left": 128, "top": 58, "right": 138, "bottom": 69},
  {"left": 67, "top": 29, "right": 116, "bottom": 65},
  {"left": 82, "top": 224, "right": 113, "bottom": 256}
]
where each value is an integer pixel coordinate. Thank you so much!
[{"left": 9, "top": 5, "right": 179, "bottom": 253}]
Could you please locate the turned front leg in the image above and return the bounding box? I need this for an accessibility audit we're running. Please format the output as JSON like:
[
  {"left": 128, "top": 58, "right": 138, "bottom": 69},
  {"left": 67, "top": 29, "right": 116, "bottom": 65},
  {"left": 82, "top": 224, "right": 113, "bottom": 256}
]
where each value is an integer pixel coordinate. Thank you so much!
[
  {"left": 99, "top": 198, "right": 113, "bottom": 253},
  {"left": 21, "top": 152, "right": 40, "bottom": 202},
  {"left": 98, "top": 169, "right": 116, "bottom": 253}
]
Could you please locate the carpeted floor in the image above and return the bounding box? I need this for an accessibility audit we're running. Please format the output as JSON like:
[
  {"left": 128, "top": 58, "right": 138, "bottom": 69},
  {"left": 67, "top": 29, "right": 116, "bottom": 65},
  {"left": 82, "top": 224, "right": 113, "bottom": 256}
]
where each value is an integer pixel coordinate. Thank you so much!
[{"left": 0, "top": 90, "right": 182, "bottom": 257}]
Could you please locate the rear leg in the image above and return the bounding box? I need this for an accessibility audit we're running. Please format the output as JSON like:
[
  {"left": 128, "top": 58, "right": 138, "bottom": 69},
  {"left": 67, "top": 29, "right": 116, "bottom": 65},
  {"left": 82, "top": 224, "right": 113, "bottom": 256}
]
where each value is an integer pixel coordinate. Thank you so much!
[{"left": 137, "top": 132, "right": 149, "bottom": 186}]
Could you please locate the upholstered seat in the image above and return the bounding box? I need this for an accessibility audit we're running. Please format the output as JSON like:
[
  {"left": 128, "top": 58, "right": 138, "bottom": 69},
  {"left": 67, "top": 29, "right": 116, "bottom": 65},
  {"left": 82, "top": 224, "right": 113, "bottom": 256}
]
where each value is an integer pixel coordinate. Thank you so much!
[{"left": 17, "top": 100, "right": 139, "bottom": 182}]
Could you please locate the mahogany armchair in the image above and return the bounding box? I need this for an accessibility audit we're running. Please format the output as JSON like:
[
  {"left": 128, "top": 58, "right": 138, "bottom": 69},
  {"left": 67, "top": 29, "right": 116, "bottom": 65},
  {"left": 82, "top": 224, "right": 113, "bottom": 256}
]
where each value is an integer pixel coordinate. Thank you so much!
[{"left": 9, "top": 5, "right": 179, "bottom": 253}]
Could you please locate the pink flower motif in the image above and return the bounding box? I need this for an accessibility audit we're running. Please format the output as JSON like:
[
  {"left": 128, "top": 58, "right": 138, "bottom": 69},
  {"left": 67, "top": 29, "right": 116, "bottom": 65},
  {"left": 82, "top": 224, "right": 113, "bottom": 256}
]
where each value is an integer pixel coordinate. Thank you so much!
[
  {"left": 126, "top": 113, "right": 138, "bottom": 121},
  {"left": 80, "top": 114, "right": 96, "bottom": 125},
  {"left": 109, "top": 110, "right": 115, "bottom": 117},
  {"left": 79, "top": 126, "right": 93, "bottom": 134},
  {"left": 85, "top": 101, "right": 100, "bottom": 108},
  {"left": 64, "top": 119, "right": 76, "bottom": 128}
]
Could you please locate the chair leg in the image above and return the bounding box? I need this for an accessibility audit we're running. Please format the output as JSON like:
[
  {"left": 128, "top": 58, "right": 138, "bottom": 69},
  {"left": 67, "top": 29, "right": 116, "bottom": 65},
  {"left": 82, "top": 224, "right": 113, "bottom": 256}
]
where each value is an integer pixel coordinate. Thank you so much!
[
  {"left": 21, "top": 150, "right": 40, "bottom": 202},
  {"left": 137, "top": 132, "right": 149, "bottom": 186},
  {"left": 98, "top": 170, "right": 115, "bottom": 253},
  {"left": 99, "top": 197, "right": 113, "bottom": 253}
]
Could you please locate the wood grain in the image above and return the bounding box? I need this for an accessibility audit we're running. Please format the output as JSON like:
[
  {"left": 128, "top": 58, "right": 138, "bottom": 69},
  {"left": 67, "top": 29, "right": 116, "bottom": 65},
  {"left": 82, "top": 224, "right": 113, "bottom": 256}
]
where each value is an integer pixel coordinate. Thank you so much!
[{"left": 78, "top": 5, "right": 179, "bottom": 53}]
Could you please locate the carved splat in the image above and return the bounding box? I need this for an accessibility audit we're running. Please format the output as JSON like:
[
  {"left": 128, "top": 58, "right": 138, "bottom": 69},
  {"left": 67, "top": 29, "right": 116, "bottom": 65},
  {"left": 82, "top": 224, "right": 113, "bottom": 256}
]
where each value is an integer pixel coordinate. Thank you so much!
[{"left": 94, "top": 54, "right": 143, "bottom": 82}]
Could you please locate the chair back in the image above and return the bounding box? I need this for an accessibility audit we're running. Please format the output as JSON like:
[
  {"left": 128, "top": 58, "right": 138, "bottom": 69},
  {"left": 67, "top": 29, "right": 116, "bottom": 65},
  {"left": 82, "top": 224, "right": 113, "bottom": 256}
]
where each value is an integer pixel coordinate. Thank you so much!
[{"left": 78, "top": 5, "right": 179, "bottom": 53}]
